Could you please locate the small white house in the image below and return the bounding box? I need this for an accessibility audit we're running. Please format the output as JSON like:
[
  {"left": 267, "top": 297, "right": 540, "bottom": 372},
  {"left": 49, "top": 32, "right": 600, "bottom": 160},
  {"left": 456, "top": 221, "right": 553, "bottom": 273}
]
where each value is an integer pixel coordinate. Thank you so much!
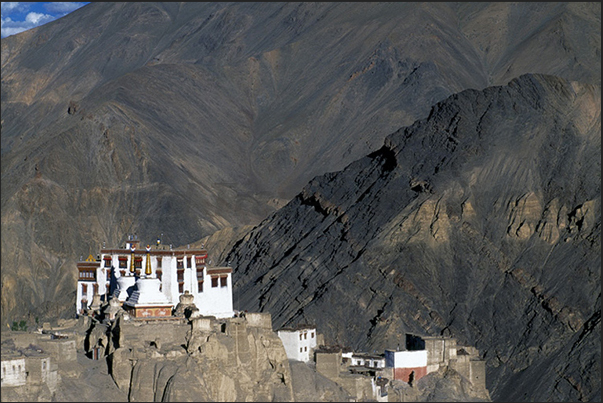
[
  {"left": 350, "top": 353, "right": 386, "bottom": 368},
  {"left": 277, "top": 325, "right": 317, "bottom": 362},
  {"left": 1, "top": 356, "right": 26, "bottom": 387},
  {"left": 384, "top": 349, "right": 428, "bottom": 383}
]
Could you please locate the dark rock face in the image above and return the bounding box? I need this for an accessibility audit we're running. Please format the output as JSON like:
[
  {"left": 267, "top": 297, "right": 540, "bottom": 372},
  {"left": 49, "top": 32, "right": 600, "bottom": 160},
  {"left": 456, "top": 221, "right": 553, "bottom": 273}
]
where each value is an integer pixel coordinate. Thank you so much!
[{"left": 226, "top": 74, "right": 601, "bottom": 402}]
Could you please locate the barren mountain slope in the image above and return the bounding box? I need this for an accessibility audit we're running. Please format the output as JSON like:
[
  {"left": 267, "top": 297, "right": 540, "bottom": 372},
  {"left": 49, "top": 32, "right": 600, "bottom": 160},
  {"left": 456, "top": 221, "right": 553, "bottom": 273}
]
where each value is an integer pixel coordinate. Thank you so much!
[
  {"left": 225, "top": 74, "right": 601, "bottom": 402},
  {"left": 1, "top": 2, "right": 599, "bottom": 341}
]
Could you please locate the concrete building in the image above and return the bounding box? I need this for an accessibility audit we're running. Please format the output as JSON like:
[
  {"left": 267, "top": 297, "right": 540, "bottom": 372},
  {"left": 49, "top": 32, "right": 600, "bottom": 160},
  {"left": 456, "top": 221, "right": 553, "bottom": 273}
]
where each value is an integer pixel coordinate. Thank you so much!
[
  {"left": 423, "top": 335, "right": 457, "bottom": 374},
  {"left": 277, "top": 324, "right": 317, "bottom": 362},
  {"left": 315, "top": 345, "right": 344, "bottom": 379},
  {"left": 315, "top": 345, "right": 389, "bottom": 402},
  {"left": 76, "top": 235, "right": 234, "bottom": 319},
  {"left": 349, "top": 353, "right": 386, "bottom": 369},
  {"left": 450, "top": 347, "right": 488, "bottom": 393},
  {"left": 1, "top": 342, "right": 59, "bottom": 393},
  {"left": 1, "top": 352, "right": 26, "bottom": 387},
  {"left": 384, "top": 349, "right": 428, "bottom": 383}
]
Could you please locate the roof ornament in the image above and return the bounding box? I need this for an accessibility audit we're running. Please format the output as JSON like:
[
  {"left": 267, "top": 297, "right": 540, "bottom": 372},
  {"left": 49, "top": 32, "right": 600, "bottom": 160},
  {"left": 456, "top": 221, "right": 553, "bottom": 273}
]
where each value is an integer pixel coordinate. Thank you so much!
[
  {"left": 145, "top": 245, "right": 152, "bottom": 276},
  {"left": 130, "top": 245, "right": 136, "bottom": 273}
]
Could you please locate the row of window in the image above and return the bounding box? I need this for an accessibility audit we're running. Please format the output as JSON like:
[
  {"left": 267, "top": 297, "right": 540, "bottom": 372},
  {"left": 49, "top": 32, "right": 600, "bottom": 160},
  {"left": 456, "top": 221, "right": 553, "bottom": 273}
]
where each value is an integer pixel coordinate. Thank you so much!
[
  {"left": 300, "top": 346, "right": 308, "bottom": 353},
  {"left": 78, "top": 270, "right": 96, "bottom": 280},
  {"left": 80, "top": 284, "right": 100, "bottom": 294},
  {"left": 2, "top": 360, "right": 47, "bottom": 374},
  {"left": 299, "top": 331, "right": 315, "bottom": 340},
  {"left": 106, "top": 256, "right": 206, "bottom": 269},
  {"left": 3, "top": 364, "right": 22, "bottom": 374},
  {"left": 179, "top": 276, "right": 227, "bottom": 293}
]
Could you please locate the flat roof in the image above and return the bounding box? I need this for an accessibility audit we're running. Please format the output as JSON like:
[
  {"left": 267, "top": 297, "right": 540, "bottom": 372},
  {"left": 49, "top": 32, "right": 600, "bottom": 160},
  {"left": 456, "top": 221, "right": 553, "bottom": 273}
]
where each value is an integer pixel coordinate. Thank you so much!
[{"left": 278, "top": 323, "right": 316, "bottom": 332}]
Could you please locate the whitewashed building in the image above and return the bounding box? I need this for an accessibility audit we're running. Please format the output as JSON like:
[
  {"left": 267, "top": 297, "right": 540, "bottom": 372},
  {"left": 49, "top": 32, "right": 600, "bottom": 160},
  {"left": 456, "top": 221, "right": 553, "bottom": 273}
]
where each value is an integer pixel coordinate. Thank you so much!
[
  {"left": 1, "top": 354, "right": 26, "bottom": 387},
  {"left": 384, "top": 349, "right": 428, "bottom": 383},
  {"left": 76, "top": 235, "right": 234, "bottom": 318},
  {"left": 277, "top": 325, "right": 317, "bottom": 362},
  {"left": 350, "top": 353, "right": 386, "bottom": 369},
  {"left": 1, "top": 346, "right": 57, "bottom": 392}
]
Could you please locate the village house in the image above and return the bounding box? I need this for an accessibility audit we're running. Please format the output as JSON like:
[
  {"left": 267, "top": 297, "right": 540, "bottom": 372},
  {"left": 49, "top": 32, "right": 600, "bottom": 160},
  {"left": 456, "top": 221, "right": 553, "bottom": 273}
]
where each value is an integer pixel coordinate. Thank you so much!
[
  {"left": 1, "top": 336, "right": 63, "bottom": 393},
  {"left": 277, "top": 324, "right": 318, "bottom": 362},
  {"left": 313, "top": 332, "right": 487, "bottom": 401}
]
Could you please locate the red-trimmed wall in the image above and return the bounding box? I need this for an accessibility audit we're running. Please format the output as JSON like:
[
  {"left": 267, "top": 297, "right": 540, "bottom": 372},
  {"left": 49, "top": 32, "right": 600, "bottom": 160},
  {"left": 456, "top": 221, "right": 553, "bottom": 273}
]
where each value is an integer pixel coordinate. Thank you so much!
[{"left": 394, "top": 366, "right": 427, "bottom": 382}]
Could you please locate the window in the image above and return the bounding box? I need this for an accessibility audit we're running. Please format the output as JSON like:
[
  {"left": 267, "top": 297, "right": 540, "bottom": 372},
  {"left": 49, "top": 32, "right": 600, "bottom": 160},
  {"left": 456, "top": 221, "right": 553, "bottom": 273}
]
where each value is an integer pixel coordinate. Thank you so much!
[
  {"left": 304, "top": 347, "right": 307, "bottom": 352},
  {"left": 211, "top": 277, "right": 219, "bottom": 288},
  {"left": 299, "top": 334, "right": 303, "bottom": 341},
  {"left": 300, "top": 348, "right": 303, "bottom": 353},
  {"left": 104, "top": 258, "right": 111, "bottom": 268},
  {"left": 198, "top": 280, "right": 204, "bottom": 293},
  {"left": 43, "top": 362, "right": 46, "bottom": 370},
  {"left": 304, "top": 332, "right": 307, "bottom": 339},
  {"left": 156, "top": 257, "right": 162, "bottom": 268},
  {"left": 178, "top": 283, "right": 184, "bottom": 293},
  {"left": 156, "top": 269, "right": 162, "bottom": 281},
  {"left": 134, "top": 257, "right": 142, "bottom": 269},
  {"left": 177, "top": 270, "right": 184, "bottom": 282},
  {"left": 187, "top": 257, "right": 192, "bottom": 268},
  {"left": 177, "top": 258, "right": 184, "bottom": 269},
  {"left": 119, "top": 258, "right": 127, "bottom": 269},
  {"left": 82, "top": 284, "right": 87, "bottom": 293},
  {"left": 220, "top": 276, "right": 227, "bottom": 287}
]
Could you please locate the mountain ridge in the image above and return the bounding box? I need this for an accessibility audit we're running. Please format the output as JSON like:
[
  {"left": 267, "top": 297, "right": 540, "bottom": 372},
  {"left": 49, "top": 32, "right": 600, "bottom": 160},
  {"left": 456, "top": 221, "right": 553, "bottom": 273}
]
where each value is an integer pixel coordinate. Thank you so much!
[{"left": 224, "top": 73, "right": 600, "bottom": 401}]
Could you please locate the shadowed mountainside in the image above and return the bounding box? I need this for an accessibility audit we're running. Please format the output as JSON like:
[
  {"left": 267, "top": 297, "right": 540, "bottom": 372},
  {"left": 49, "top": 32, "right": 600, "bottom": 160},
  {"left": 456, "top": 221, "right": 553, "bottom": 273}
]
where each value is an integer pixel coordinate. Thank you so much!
[
  {"left": 0, "top": 5, "right": 600, "bottom": 399},
  {"left": 225, "top": 74, "right": 601, "bottom": 402}
]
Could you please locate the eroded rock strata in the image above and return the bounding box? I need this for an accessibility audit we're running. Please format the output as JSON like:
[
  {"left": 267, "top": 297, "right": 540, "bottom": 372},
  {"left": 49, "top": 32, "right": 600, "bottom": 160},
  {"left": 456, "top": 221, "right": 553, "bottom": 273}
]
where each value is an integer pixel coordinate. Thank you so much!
[{"left": 226, "top": 74, "right": 601, "bottom": 402}]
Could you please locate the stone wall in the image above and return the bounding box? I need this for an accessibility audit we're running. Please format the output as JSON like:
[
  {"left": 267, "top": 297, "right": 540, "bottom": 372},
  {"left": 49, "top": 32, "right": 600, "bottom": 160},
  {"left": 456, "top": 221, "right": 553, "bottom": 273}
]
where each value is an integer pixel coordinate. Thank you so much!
[
  {"left": 37, "top": 339, "right": 77, "bottom": 363},
  {"left": 316, "top": 351, "right": 342, "bottom": 380},
  {"left": 104, "top": 313, "right": 295, "bottom": 401},
  {"left": 245, "top": 312, "right": 272, "bottom": 329},
  {"left": 424, "top": 336, "right": 457, "bottom": 373},
  {"left": 337, "top": 372, "right": 374, "bottom": 401}
]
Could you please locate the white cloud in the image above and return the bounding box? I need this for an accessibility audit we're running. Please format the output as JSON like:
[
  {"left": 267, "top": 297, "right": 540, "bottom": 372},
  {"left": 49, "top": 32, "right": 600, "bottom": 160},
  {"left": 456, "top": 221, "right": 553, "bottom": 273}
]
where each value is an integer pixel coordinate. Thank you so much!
[
  {"left": 1, "top": 11, "right": 56, "bottom": 38},
  {"left": 1, "top": 2, "right": 33, "bottom": 15},
  {"left": 24, "top": 11, "right": 53, "bottom": 24},
  {"left": 44, "top": 2, "right": 86, "bottom": 14},
  {"left": 0, "top": 2, "right": 88, "bottom": 38}
]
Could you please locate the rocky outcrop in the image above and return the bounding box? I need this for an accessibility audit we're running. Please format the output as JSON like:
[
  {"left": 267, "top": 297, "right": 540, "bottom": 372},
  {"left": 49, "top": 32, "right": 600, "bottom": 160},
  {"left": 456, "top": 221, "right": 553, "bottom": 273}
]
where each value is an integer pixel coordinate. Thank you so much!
[
  {"left": 387, "top": 367, "right": 491, "bottom": 402},
  {"left": 288, "top": 360, "right": 352, "bottom": 402},
  {"left": 94, "top": 313, "right": 295, "bottom": 401},
  {"left": 226, "top": 74, "right": 601, "bottom": 402}
]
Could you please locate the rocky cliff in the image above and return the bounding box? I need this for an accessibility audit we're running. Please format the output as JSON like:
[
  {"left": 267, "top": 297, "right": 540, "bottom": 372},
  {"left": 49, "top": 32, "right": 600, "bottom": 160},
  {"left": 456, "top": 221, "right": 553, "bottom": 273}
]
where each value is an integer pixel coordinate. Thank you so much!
[
  {"left": 87, "top": 314, "right": 295, "bottom": 402},
  {"left": 225, "top": 74, "right": 601, "bottom": 402},
  {"left": 1, "top": 2, "right": 600, "bottom": 328}
]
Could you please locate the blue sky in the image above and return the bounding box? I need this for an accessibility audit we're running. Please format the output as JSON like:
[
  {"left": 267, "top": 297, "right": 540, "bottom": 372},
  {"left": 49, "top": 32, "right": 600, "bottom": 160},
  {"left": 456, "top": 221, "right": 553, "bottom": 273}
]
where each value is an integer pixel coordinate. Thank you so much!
[{"left": 1, "top": 2, "right": 88, "bottom": 38}]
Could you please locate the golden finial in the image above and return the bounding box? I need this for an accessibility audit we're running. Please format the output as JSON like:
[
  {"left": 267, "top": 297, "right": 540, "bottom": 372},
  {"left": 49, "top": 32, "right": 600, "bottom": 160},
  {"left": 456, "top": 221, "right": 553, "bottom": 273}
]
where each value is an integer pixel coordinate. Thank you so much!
[
  {"left": 145, "top": 245, "right": 152, "bottom": 275},
  {"left": 130, "top": 245, "right": 136, "bottom": 273}
]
